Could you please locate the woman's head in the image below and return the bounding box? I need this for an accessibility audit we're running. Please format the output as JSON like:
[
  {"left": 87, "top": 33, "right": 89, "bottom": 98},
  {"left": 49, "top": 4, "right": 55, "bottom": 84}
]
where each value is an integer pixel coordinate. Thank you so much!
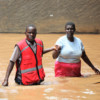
[
  {"left": 65, "top": 22, "right": 76, "bottom": 40},
  {"left": 65, "top": 22, "right": 76, "bottom": 31}
]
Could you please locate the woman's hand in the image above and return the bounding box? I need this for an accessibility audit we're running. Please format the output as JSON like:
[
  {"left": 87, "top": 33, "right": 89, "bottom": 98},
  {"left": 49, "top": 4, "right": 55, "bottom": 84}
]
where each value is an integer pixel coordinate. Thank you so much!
[
  {"left": 52, "top": 45, "right": 61, "bottom": 59},
  {"left": 2, "top": 80, "right": 8, "bottom": 86},
  {"left": 92, "top": 67, "right": 100, "bottom": 74},
  {"left": 55, "top": 45, "right": 61, "bottom": 51},
  {"left": 81, "top": 51, "right": 100, "bottom": 75}
]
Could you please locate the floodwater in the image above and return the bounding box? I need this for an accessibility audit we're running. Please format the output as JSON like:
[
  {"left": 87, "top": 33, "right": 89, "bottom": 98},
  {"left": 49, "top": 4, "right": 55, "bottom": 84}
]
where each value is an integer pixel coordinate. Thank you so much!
[{"left": 0, "top": 34, "right": 100, "bottom": 100}]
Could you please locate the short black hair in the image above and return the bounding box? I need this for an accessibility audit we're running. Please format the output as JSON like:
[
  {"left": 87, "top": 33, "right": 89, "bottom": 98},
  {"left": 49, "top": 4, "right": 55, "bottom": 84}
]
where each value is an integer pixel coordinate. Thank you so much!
[
  {"left": 25, "top": 24, "right": 36, "bottom": 32},
  {"left": 65, "top": 22, "right": 76, "bottom": 31}
]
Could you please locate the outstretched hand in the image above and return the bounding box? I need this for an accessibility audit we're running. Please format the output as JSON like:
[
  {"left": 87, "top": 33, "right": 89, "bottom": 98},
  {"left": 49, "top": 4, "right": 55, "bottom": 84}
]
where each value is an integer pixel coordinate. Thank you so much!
[
  {"left": 93, "top": 67, "right": 100, "bottom": 74},
  {"left": 52, "top": 45, "right": 61, "bottom": 59},
  {"left": 2, "top": 80, "right": 8, "bottom": 86},
  {"left": 55, "top": 45, "right": 61, "bottom": 51}
]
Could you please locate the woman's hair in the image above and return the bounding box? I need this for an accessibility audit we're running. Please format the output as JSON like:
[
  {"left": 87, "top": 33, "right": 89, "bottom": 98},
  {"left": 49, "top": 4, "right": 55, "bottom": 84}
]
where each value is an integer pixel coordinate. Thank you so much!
[{"left": 65, "top": 22, "right": 76, "bottom": 31}]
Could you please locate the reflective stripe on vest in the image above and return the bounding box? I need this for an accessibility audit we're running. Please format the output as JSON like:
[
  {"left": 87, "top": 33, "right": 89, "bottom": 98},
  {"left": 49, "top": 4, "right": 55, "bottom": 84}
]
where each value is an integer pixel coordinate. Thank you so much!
[
  {"left": 37, "top": 43, "right": 43, "bottom": 47},
  {"left": 21, "top": 43, "right": 42, "bottom": 53},
  {"left": 21, "top": 65, "right": 42, "bottom": 73},
  {"left": 21, "top": 46, "right": 29, "bottom": 53}
]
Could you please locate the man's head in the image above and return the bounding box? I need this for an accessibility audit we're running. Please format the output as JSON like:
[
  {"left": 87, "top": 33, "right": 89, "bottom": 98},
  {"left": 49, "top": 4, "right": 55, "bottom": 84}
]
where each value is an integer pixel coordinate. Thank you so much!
[{"left": 25, "top": 25, "right": 37, "bottom": 42}]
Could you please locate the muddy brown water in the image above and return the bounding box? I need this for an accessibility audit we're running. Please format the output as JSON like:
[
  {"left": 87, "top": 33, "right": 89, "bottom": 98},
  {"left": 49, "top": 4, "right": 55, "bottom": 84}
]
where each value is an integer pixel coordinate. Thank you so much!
[{"left": 0, "top": 34, "right": 100, "bottom": 100}]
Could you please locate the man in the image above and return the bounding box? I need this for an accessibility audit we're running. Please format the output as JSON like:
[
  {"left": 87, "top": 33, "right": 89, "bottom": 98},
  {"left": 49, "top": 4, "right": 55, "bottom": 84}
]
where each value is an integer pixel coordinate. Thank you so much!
[{"left": 2, "top": 25, "right": 54, "bottom": 86}]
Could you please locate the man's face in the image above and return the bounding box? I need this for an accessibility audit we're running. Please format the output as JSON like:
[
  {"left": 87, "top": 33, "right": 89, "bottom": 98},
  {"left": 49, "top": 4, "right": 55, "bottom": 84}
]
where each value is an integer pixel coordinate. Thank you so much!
[{"left": 26, "top": 27, "right": 37, "bottom": 42}]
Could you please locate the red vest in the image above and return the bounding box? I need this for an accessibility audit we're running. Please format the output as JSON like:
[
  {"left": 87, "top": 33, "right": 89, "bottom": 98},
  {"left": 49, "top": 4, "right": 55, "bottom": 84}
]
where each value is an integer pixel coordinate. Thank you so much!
[{"left": 16, "top": 38, "right": 45, "bottom": 85}]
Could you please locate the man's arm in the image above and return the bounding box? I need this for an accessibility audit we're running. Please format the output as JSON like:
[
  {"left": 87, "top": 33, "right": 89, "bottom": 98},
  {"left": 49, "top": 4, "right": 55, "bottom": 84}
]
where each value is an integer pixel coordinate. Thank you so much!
[
  {"left": 43, "top": 47, "right": 55, "bottom": 54},
  {"left": 81, "top": 51, "right": 100, "bottom": 74},
  {"left": 2, "top": 46, "right": 20, "bottom": 86},
  {"left": 2, "top": 61, "right": 14, "bottom": 86}
]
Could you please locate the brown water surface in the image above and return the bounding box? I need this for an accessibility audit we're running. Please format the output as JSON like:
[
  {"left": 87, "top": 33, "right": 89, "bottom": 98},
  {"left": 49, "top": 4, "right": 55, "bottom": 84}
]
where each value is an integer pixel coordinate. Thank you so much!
[{"left": 0, "top": 34, "right": 100, "bottom": 100}]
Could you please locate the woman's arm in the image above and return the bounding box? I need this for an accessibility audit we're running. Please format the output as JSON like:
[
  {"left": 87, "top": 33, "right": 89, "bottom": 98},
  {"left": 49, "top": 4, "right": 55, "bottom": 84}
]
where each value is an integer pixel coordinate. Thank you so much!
[
  {"left": 52, "top": 45, "right": 61, "bottom": 59},
  {"left": 81, "top": 51, "right": 100, "bottom": 74},
  {"left": 2, "top": 61, "right": 15, "bottom": 86}
]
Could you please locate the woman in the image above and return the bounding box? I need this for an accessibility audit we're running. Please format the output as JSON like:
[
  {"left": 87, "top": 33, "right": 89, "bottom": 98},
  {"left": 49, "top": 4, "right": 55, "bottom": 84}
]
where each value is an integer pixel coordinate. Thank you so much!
[{"left": 52, "top": 22, "right": 100, "bottom": 77}]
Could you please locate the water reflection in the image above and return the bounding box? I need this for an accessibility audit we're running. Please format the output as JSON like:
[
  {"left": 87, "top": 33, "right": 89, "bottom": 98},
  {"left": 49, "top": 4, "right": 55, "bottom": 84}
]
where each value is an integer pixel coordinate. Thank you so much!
[
  {"left": 0, "top": 98, "right": 8, "bottom": 100},
  {"left": 82, "top": 89, "right": 95, "bottom": 94}
]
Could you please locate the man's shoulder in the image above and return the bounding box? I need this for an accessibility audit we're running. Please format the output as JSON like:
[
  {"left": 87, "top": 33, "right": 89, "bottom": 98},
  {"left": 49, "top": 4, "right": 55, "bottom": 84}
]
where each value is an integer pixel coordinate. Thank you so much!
[
  {"left": 35, "top": 38, "right": 41, "bottom": 41},
  {"left": 17, "top": 38, "right": 26, "bottom": 44},
  {"left": 35, "top": 38, "right": 43, "bottom": 43},
  {"left": 16, "top": 38, "right": 27, "bottom": 49}
]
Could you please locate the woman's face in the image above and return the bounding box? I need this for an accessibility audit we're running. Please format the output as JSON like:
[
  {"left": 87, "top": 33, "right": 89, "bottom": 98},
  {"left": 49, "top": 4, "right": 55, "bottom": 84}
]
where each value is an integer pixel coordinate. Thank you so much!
[{"left": 65, "top": 25, "right": 75, "bottom": 38}]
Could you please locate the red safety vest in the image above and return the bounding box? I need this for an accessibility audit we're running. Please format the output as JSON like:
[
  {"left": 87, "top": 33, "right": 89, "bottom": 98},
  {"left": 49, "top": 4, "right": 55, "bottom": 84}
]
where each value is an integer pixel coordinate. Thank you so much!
[{"left": 16, "top": 38, "right": 45, "bottom": 85}]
